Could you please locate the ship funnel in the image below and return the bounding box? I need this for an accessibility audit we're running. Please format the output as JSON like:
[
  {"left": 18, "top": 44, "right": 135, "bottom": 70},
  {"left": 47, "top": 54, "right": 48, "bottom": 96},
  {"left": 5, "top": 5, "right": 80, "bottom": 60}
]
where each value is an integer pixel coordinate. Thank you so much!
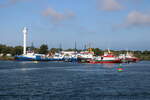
[{"left": 23, "top": 27, "right": 28, "bottom": 55}]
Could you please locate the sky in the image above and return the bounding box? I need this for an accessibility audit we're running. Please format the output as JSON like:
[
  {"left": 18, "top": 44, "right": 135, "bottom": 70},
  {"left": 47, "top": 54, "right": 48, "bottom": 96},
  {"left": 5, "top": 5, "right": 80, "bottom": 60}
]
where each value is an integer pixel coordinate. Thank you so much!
[{"left": 0, "top": 0, "right": 150, "bottom": 50}]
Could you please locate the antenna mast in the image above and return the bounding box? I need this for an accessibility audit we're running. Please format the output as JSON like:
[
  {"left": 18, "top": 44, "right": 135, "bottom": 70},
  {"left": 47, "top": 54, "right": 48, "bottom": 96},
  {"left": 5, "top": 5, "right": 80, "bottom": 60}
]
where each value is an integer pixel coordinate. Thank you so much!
[{"left": 23, "top": 27, "right": 28, "bottom": 55}]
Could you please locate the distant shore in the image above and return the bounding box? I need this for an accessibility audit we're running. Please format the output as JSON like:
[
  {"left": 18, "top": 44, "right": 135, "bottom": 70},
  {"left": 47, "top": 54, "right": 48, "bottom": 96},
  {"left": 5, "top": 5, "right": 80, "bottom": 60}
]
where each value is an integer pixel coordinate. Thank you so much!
[{"left": 0, "top": 56, "right": 15, "bottom": 61}]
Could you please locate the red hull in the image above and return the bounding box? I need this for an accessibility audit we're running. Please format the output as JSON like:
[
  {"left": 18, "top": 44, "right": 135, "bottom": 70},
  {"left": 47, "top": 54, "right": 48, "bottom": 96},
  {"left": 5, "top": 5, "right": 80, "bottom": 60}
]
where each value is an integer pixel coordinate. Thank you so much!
[
  {"left": 89, "top": 60, "right": 122, "bottom": 64},
  {"left": 125, "top": 57, "right": 140, "bottom": 62}
]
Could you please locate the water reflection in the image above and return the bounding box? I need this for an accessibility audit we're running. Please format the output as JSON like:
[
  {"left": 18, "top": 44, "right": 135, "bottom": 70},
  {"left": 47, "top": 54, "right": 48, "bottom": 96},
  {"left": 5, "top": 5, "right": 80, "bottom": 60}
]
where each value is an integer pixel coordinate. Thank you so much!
[{"left": 101, "top": 63, "right": 116, "bottom": 68}]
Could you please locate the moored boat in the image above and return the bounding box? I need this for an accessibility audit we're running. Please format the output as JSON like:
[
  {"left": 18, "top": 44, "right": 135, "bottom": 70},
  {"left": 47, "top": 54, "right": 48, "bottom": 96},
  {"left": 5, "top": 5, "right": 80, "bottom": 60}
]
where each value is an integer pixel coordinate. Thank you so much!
[
  {"left": 119, "top": 52, "right": 140, "bottom": 63},
  {"left": 90, "top": 53, "right": 121, "bottom": 64},
  {"left": 89, "top": 49, "right": 122, "bottom": 64},
  {"left": 15, "top": 53, "right": 49, "bottom": 61},
  {"left": 77, "top": 51, "right": 94, "bottom": 63},
  {"left": 15, "top": 27, "right": 64, "bottom": 61}
]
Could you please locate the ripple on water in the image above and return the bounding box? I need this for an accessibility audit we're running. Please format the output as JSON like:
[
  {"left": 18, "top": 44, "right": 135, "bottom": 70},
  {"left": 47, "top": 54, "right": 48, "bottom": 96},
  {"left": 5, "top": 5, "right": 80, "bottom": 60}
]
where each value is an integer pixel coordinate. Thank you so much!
[{"left": 0, "top": 61, "right": 150, "bottom": 100}]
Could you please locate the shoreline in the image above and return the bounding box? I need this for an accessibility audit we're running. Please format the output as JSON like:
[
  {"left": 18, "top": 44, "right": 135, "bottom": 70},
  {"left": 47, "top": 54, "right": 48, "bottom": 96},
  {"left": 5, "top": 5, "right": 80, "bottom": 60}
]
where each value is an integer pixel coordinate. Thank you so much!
[
  {"left": 0, "top": 56, "right": 15, "bottom": 61},
  {"left": 0, "top": 56, "right": 150, "bottom": 61}
]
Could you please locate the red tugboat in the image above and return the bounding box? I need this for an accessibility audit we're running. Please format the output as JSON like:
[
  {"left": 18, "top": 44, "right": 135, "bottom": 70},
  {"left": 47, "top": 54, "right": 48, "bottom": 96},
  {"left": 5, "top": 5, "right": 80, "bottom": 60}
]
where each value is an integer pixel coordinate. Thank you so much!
[{"left": 90, "top": 49, "right": 122, "bottom": 64}]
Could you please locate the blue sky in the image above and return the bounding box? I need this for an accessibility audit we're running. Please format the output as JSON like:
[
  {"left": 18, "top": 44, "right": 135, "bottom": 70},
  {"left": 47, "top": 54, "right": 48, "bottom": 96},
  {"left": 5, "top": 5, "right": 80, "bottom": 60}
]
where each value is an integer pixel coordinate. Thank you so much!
[{"left": 0, "top": 0, "right": 150, "bottom": 50}]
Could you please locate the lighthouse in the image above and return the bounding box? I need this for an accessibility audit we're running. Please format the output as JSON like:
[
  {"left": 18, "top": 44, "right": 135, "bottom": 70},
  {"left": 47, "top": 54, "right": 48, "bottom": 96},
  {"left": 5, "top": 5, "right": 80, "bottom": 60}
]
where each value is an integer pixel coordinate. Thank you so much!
[{"left": 22, "top": 27, "right": 28, "bottom": 55}]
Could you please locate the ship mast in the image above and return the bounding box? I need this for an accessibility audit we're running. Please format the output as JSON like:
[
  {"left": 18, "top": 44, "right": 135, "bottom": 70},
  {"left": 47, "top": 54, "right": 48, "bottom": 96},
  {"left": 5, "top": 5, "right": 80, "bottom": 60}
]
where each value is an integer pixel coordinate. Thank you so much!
[{"left": 23, "top": 27, "right": 28, "bottom": 55}]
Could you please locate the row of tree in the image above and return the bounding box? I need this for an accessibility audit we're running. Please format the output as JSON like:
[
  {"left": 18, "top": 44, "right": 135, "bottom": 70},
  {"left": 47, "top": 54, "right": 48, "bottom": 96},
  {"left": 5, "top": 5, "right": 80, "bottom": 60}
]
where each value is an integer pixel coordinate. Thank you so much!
[
  {"left": 0, "top": 44, "right": 48, "bottom": 56},
  {"left": 0, "top": 44, "right": 150, "bottom": 60}
]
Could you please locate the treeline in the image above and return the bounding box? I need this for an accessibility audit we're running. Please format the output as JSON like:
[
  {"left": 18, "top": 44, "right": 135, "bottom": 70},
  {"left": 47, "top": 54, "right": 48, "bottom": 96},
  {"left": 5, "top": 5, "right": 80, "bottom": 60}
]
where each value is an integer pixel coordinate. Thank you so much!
[
  {"left": 0, "top": 44, "right": 150, "bottom": 60},
  {"left": 0, "top": 44, "right": 48, "bottom": 56},
  {"left": 0, "top": 44, "right": 23, "bottom": 56},
  {"left": 0, "top": 44, "right": 61, "bottom": 56}
]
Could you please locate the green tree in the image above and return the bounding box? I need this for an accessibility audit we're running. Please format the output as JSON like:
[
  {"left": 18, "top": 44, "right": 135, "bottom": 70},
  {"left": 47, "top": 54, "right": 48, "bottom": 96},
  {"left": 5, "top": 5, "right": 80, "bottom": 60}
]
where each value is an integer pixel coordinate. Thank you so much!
[
  {"left": 39, "top": 44, "right": 48, "bottom": 54},
  {"left": 13, "top": 46, "right": 23, "bottom": 55},
  {"left": 34, "top": 48, "right": 40, "bottom": 53},
  {"left": 0, "top": 44, "right": 14, "bottom": 56},
  {"left": 4, "top": 46, "right": 14, "bottom": 55},
  {"left": 0, "top": 44, "right": 6, "bottom": 54},
  {"left": 93, "top": 48, "right": 103, "bottom": 56},
  {"left": 143, "top": 50, "right": 150, "bottom": 55},
  {"left": 49, "top": 48, "right": 59, "bottom": 54}
]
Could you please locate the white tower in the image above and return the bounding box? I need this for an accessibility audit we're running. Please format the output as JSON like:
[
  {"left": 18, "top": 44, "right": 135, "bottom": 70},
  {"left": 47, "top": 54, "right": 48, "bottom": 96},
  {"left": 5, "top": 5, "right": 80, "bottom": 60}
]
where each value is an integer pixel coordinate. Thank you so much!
[{"left": 22, "top": 27, "right": 28, "bottom": 55}]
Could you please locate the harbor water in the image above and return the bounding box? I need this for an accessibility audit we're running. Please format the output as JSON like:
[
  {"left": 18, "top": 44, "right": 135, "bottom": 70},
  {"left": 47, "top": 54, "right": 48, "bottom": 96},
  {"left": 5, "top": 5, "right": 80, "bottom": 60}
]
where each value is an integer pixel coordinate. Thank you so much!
[{"left": 0, "top": 61, "right": 150, "bottom": 100}]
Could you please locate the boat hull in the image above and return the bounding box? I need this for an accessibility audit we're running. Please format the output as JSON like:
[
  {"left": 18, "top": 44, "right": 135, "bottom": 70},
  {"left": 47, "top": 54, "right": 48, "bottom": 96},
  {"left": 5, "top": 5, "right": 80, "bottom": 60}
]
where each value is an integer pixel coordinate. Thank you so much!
[
  {"left": 15, "top": 56, "right": 63, "bottom": 61},
  {"left": 89, "top": 60, "right": 122, "bottom": 64},
  {"left": 15, "top": 56, "right": 35, "bottom": 61},
  {"left": 77, "top": 58, "right": 92, "bottom": 63},
  {"left": 124, "top": 58, "right": 140, "bottom": 63}
]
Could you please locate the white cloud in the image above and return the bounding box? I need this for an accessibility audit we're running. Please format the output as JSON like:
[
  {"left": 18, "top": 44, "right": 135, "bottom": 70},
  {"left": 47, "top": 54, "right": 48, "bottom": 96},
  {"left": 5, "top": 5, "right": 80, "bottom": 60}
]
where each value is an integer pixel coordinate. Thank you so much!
[
  {"left": 43, "top": 8, "right": 75, "bottom": 23},
  {"left": 122, "top": 11, "right": 150, "bottom": 27},
  {"left": 0, "top": 0, "right": 30, "bottom": 8},
  {"left": 97, "top": 0, "right": 123, "bottom": 11}
]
